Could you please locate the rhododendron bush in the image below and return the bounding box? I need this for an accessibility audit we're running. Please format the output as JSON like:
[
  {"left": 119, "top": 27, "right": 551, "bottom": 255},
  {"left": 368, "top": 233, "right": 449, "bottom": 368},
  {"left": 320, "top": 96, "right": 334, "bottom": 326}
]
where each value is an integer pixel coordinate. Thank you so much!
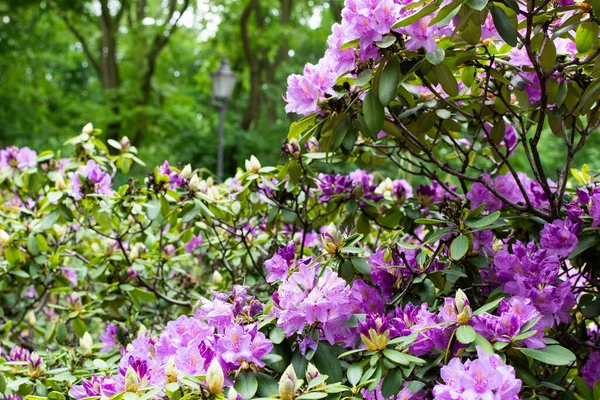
[{"left": 2, "top": 1, "right": 600, "bottom": 399}]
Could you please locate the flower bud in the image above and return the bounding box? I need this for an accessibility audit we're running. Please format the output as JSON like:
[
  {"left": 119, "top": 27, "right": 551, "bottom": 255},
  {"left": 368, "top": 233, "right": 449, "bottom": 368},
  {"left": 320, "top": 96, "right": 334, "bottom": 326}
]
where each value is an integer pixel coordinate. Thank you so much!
[
  {"left": 81, "top": 123, "right": 94, "bottom": 135},
  {"left": 130, "top": 245, "right": 140, "bottom": 261},
  {"left": 358, "top": 314, "right": 390, "bottom": 351},
  {"left": 227, "top": 388, "right": 243, "bottom": 400},
  {"left": 26, "top": 310, "right": 36, "bottom": 327},
  {"left": 189, "top": 174, "right": 200, "bottom": 193},
  {"left": 137, "top": 324, "right": 148, "bottom": 336},
  {"left": 80, "top": 332, "right": 93, "bottom": 356},
  {"left": 66, "top": 293, "right": 83, "bottom": 312},
  {"left": 321, "top": 223, "right": 343, "bottom": 254},
  {"left": 279, "top": 364, "right": 299, "bottom": 400},
  {"left": 165, "top": 356, "right": 178, "bottom": 383},
  {"left": 305, "top": 363, "right": 321, "bottom": 385},
  {"left": 305, "top": 137, "right": 321, "bottom": 153},
  {"left": 455, "top": 289, "right": 469, "bottom": 313},
  {"left": 55, "top": 174, "right": 67, "bottom": 190},
  {"left": 125, "top": 365, "right": 139, "bottom": 393},
  {"left": 207, "top": 177, "right": 214, "bottom": 187},
  {"left": 457, "top": 305, "right": 472, "bottom": 325},
  {"left": 245, "top": 155, "right": 261, "bottom": 174},
  {"left": 181, "top": 164, "right": 192, "bottom": 179},
  {"left": 206, "top": 358, "right": 224, "bottom": 395},
  {"left": 28, "top": 351, "right": 44, "bottom": 379},
  {"left": 212, "top": 270, "right": 223, "bottom": 284},
  {"left": 0, "top": 229, "right": 9, "bottom": 245},
  {"left": 286, "top": 139, "right": 301, "bottom": 159},
  {"left": 120, "top": 136, "right": 131, "bottom": 152}
]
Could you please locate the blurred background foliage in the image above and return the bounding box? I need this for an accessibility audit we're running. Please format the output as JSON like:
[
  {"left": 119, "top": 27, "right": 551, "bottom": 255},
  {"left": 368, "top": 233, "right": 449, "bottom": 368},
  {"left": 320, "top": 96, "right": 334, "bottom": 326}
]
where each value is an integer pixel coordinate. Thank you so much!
[{"left": 0, "top": 0, "right": 597, "bottom": 181}]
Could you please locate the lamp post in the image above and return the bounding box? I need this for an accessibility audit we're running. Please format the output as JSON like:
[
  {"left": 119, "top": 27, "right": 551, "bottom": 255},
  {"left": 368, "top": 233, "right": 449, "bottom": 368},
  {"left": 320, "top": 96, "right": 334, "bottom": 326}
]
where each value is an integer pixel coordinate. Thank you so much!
[{"left": 211, "top": 58, "right": 237, "bottom": 181}]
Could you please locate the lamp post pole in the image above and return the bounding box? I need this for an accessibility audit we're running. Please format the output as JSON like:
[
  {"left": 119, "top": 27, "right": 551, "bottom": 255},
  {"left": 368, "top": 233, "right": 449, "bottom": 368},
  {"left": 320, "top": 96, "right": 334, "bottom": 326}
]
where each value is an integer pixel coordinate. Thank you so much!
[
  {"left": 211, "top": 58, "right": 237, "bottom": 182},
  {"left": 217, "top": 100, "right": 227, "bottom": 181}
]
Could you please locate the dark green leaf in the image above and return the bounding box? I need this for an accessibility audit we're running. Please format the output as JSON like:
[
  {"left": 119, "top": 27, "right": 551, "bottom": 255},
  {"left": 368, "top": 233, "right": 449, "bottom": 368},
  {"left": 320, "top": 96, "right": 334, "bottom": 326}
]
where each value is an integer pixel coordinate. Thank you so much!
[
  {"left": 379, "top": 58, "right": 400, "bottom": 106},
  {"left": 450, "top": 235, "right": 469, "bottom": 260},
  {"left": 518, "top": 345, "right": 576, "bottom": 366},
  {"left": 234, "top": 370, "right": 259, "bottom": 399},
  {"left": 363, "top": 90, "right": 385, "bottom": 133},
  {"left": 491, "top": 5, "right": 517, "bottom": 46},
  {"left": 435, "top": 64, "right": 459, "bottom": 97}
]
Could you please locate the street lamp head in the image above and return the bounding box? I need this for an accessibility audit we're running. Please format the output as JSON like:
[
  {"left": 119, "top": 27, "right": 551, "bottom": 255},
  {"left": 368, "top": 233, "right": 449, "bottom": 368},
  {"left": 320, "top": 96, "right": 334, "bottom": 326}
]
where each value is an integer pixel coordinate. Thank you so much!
[{"left": 212, "top": 57, "right": 237, "bottom": 101}]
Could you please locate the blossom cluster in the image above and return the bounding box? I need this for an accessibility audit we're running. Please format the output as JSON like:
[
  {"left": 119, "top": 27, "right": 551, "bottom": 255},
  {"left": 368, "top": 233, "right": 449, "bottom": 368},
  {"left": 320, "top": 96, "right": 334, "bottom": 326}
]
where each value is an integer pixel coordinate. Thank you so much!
[
  {"left": 70, "top": 286, "right": 272, "bottom": 398},
  {"left": 432, "top": 347, "right": 522, "bottom": 399}
]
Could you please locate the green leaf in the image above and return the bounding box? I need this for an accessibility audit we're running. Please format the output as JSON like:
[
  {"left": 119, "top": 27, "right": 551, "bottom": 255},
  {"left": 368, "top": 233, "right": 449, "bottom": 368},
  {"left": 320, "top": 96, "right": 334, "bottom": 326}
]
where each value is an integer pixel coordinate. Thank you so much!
[
  {"left": 392, "top": 2, "right": 440, "bottom": 28},
  {"left": 288, "top": 114, "right": 316, "bottom": 140},
  {"left": 363, "top": 90, "right": 385, "bottom": 134},
  {"left": 540, "top": 41, "right": 556, "bottom": 73},
  {"left": 456, "top": 325, "right": 477, "bottom": 344},
  {"left": 435, "top": 64, "right": 458, "bottom": 97},
  {"left": 450, "top": 235, "right": 469, "bottom": 260},
  {"left": 234, "top": 370, "right": 258, "bottom": 399},
  {"left": 473, "top": 334, "right": 495, "bottom": 354},
  {"left": 473, "top": 295, "right": 505, "bottom": 316},
  {"left": 379, "top": 58, "right": 400, "bottom": 106},
  {"left": 269, "top": 327, "right": 286, "bottom": 344},
  {"left": 576, "top": 21, "right": 598, "bottom": 53},
  {"left": 381, "top": 368, "right": 403, "bottom": 398},
  {"left": 491, "top": 5, "right": 517, "bottom": 46},
  {"left": 518, "top": 345, "right": 576, "bottom": 366},
  {"left": 465, "top": 211, "right": 501, "bottom": 229},
  {"left": 467, "top": 0, "right": 488, "bottom": 11},
  {"left": 382, "top": 349, "right": 426, "bottom": 366},
  {"left": 426, "top": 48, "right": 445, "bottom": 66},
  {"left": 347, "top": 363, "right": 363, "bottom": 386},
  {"left": 351, "top": 257, "right": 371, "bottom": 274},
  {"left": 255, "top": 372, "right": 279, "bottom": 398},
  {"left": 314, "top": 342, "right": 343, "bottom": 384}
]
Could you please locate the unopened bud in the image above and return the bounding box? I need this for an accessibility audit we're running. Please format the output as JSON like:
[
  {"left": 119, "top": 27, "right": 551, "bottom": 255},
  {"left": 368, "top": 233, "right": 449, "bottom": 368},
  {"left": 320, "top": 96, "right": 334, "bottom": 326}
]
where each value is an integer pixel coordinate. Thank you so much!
[
  {"left": 165, "top": 356, "right": 178, "bottom": 383},
  {"left": 305, "top": 137, "right": 321, "bottom": 153},
  {"left": 28, "top": 351, "right": 44, "bottom": 379},
  {"left": 279, "top": 364, "right": 299, "bottom": 400},
  {"left": 130, "top": 245, "right": 139, "bottom": 261},
  {"left": 455, "top": 289, "right": 468, "bottom": 313},
  {"left": 66, "top": 293, "right": 83, "bottom": 312},
  {"left": 125, "top": 366, "right": 139, "bottom": 393},
  {"left": 189, "top": 174, "right": 200, "bottom": 193},
  {"left": 245, "top": 155, "right": 261, "bottom": 174},
  {"left": 0, "top": 229, "right": 9, "bottom": 245},
  {"left": 457, "top": 305, "right": 472, "bottom": 325},
  {"left": 137, "top": 324, "right": 147, "bottom": 336},
  {"left": 286, "top": 139, "right": 301, "bottom": 159},
  {"left": 212, "top": 270, "right": 223, "bottom": 284},
  {"left": 227, "top": 388, "right": 242, "bottom": 400},
  {"left": 81, "top": 123, "right": 94, "bottom": 135},
  {"left": 321, "top": 223, "right": 344, "bottom": 254},
  {"left": 181, "top": 164, "right": 192, "bottom": 179},
  {"left": 120, "top": 136, "right": 131, "bottom": 152},
  {"left": 80, "top": 332, "right": 93, "bottom": 355},
  {"left": 55, "top": 174, "right": 67, "bottom": 190},
  {"left": 26, "top": 310, "right": 36, "bottom": 327},
  {"left": 206, "top": 358, "right": 224, "bottom": 395},
  {"left": 206, "top": 177, "right": 214, "bottom": 187},
  {"left": 305, "top": 363, "right": 321, "bottom": 385}
]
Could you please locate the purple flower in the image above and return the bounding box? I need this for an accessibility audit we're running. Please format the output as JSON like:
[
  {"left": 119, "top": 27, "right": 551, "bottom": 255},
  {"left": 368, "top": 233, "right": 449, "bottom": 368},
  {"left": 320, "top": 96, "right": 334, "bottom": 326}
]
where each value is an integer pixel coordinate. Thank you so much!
[
  {"left": 265, "top": 242, "right": 296, "bottom": 283},
  {"left": 284, "top": 74, "right": 321, "bottom": 115},
  {"left": 216, "top": 324, "right": 254, "bottom": 365},
  {"left": 0, "top": 146, "right": 37, "bottom": 170},
  {"left": 540, "top": 219, "right": 580, "bottom": 258},
  {"left": 582, "top": 351, "right": 600, "bottom": 388},
  {"left": 69, "top": 375, "right": 120, "bottom": 399},
  {"left": 185, "top": 234, "right": 203, "bottom": 254},
  {"left": 70, "top": 160, "right": 113, "bottom": 200},
  {"left": 100, "top": 324, "right": 121, "bottom": 352},
  {"left": 433, "top": 346, "right": 522, "bottom": 399},
  {"left": 472, "top": 296, "right": 546, "bottom": 349}
]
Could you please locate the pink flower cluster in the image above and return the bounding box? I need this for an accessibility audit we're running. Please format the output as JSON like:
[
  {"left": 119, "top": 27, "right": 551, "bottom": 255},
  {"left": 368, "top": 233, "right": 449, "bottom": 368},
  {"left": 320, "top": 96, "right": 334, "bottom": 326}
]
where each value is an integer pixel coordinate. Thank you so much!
[
  {"left": 70, "top": 159, "right": 113, "bottom": 200},
  {"left": 70, "top": 286, "right": 272, "bottom": 398},
  {"left": 0, "top": 146, "right": 37, "bottom": 171},
  {"left": 432, "top": 347, "right": 522, "bottom": 399}
]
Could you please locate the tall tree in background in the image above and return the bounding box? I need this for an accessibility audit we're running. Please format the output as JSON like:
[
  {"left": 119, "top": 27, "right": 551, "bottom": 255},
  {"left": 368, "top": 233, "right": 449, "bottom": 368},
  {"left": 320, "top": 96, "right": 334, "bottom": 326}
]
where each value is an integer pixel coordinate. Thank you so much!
[{"left": 52, "top": 0, "right": 190, "bottom": 144}]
